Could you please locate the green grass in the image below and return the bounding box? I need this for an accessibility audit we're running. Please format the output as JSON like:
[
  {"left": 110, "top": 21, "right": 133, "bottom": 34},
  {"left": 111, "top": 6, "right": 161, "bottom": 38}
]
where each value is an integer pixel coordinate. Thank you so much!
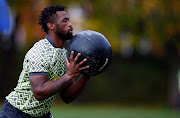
[
  {"left": 50, "top": 104, "right": 180, "bottom": 118},
  {"left": 1, "top": 102, "right": 180, "bottom": 118}
]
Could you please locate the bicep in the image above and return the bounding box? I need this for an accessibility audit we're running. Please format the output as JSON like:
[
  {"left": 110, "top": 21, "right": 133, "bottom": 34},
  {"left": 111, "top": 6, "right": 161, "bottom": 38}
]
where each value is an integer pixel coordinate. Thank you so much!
[
  {"left": 30, "top": 74, "right": 71, "bottom": 101},
  {"left": 29, "top": 75, "right": 49, "bottom": 94}
]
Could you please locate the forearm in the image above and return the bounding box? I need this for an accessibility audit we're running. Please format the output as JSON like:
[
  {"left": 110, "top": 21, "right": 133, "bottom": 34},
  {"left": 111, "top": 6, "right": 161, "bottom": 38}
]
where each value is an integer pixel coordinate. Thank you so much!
[
  {"left": 60, "top": 74, "right": 90, "bottom": 103},
  {"left": 31, "top": 74, "right": 73, "bottom": 101}
]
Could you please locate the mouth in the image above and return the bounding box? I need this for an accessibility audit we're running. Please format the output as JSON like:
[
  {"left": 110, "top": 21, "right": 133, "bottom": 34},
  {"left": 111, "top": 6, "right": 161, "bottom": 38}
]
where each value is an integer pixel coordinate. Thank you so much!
[
  {"left": 69, "top": 27, "right": 73, "bottom": 34},
  {"left": 69, "top": 31, "right": 73, "bottom": 34}
]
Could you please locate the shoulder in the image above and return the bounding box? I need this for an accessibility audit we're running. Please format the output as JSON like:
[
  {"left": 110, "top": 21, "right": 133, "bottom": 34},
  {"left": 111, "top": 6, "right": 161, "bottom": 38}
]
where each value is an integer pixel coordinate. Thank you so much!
[{"left": 25, "top": 38, "right": 50, "bottom": 60}]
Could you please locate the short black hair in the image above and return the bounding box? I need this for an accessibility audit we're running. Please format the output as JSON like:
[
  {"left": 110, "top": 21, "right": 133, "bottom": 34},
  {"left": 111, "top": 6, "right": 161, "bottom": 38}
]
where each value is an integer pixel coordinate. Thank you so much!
[{"left": 38, "top": 4, "right": 66, "bottom": 33}]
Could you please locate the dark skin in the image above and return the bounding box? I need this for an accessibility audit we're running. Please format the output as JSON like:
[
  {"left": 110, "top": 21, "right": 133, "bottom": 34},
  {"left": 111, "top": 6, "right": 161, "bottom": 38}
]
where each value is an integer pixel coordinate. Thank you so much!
[{"left": 29, "top": 11, "right": 90, "bottom": 103}]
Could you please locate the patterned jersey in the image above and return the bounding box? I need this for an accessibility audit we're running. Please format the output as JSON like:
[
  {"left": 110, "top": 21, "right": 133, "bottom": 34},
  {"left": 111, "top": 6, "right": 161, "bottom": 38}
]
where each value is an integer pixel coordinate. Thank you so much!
[{"left": 6, "top": 36, "right": 67, "bottom": 117}]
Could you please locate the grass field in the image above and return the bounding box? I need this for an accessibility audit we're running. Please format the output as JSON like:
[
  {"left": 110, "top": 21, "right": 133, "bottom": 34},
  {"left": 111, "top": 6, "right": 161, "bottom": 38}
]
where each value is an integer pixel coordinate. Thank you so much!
[
  {"left": 1, "top": 102, "right": 180, "bottom": 118},
  {"left": 50, "top": 104, "right": 180, "bottom": 118}
]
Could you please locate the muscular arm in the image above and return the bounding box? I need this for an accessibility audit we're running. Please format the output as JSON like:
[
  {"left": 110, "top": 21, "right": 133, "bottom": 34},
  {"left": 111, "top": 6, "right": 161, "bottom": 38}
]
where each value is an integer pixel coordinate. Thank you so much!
[
  {"left": 29, "top": 73, "right": 72, "bottom": 101},
  {"left": 29, "top": 51, "right": 90, "bottom": 101},
  {"left": 60, "top": 74, "right": 90, "bottom": 104}
]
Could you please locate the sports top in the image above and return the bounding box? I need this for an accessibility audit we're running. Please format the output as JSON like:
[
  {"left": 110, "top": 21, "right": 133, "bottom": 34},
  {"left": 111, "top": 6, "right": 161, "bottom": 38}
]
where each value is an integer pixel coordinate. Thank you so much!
[{"left": 6, "top": 36, "right": 67, "bottom": 117}]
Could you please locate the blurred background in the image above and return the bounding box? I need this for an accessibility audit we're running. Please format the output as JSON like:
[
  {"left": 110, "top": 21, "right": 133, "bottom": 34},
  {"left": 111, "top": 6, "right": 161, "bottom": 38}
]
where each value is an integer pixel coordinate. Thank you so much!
[{"left": 0, "top": 0, "right": 180, "bottom": 117}]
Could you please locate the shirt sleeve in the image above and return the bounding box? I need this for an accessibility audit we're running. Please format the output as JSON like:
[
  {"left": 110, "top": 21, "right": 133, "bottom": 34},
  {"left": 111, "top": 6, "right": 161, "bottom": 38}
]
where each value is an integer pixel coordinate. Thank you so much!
[{"left": 27, "top": 48, "right": 49, "bottom": 76}]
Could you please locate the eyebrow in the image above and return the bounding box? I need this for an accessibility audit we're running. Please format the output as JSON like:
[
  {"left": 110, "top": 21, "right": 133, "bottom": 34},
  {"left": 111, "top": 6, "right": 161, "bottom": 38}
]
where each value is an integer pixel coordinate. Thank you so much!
[
  {"left": 61, "top": 17, "right": 70, "bottom": 22},
  {"left": 64, "top": 17, "right": 70, "bottom": 20}
]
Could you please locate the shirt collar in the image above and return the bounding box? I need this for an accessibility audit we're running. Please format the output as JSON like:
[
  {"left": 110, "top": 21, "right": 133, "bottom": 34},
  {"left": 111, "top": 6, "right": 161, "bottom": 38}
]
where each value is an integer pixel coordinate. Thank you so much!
[{"left": 46, "top": 36, "right": 57, "bottom": 48}]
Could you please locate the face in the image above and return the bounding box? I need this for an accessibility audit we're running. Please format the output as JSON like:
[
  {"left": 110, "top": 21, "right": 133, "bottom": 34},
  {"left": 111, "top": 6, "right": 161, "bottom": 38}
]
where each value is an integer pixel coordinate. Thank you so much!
[{"left": 55, "top": 11, "right": 73, "bottom": 40}]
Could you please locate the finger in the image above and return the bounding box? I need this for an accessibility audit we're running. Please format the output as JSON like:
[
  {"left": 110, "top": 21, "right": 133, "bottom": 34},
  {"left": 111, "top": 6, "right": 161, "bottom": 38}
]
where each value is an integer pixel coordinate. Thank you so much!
[
  {"left": 70, "top": 51, "right": 74, "bottom": 63},
  {"left": 65, "top": 57, "right": 70, "bottom": 66},
  {"left": 79, "top": 65, "right": 89, "bottom": 71},
  {"left": 78, "top": 58, "right": 87, "bottom": 66},
  {"left": 74, "top": 53, "right": 81, "bottom": 63}
]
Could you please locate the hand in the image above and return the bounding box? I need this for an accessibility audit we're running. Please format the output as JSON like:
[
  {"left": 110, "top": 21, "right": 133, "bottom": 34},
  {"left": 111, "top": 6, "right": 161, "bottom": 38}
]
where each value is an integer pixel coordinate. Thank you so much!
[{"left": 65, "top": 51, "right": 89, "bottom": 78}]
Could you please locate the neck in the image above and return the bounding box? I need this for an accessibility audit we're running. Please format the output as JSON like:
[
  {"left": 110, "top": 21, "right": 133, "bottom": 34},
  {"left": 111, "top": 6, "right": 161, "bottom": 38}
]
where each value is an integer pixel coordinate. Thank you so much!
[{"left": 47, "top": 33, "right": 64, "bottom": 48}]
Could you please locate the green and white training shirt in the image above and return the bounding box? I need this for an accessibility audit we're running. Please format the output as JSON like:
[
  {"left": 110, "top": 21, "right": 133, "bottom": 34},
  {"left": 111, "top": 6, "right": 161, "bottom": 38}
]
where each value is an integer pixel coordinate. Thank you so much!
[{"left": 6, "top": 36, "right": 67, "bottom": 117}]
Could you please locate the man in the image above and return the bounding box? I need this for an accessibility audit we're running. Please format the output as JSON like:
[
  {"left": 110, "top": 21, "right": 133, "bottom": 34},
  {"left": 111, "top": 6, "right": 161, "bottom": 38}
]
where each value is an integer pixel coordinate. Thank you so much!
[{"left": 0, "top": 4, "right": 90, "bottom": 118}]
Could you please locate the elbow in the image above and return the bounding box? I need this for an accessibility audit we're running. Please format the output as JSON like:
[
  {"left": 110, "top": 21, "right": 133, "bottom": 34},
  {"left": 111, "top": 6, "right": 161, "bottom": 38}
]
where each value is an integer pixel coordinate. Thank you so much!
[
  {"left": 61, "top": 97, "right": 73, "bottom": 104},
  {"left": 32, "top": 89, "right": 46, "bottom": 101},
  {"left": 34, "top": 95, "right": 45, "bottom": 101},
  {"left": 64, "top": 99, "right": 73, "bottom": 104},
  {"left": 60, "top": 93, "right": 74, "bottom": 104},
  {"left": 33, "top": 93, "right": 45, "bottom": 101},
  {"left": 63, "top": 100, "right": 71, "bottom": 104}
]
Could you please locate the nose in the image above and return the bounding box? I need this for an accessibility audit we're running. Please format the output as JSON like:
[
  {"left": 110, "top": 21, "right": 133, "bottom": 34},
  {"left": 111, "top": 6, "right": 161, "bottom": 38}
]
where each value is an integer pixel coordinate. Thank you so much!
[{"left": 68, "top": 21, "right": 72, "bottom": 27}]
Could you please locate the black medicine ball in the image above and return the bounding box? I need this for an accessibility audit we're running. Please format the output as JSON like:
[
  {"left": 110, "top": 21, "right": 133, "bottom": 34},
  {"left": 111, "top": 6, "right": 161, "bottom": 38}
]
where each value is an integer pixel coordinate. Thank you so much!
[{"left": 67, "top": 30, "right": 112, "bottom": 76}]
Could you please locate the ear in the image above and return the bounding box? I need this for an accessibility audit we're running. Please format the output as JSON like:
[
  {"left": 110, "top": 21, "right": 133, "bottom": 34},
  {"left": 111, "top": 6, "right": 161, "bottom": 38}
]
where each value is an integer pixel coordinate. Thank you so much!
[{"left": 47, "top": 23, "right": 56, "bottom": 30}]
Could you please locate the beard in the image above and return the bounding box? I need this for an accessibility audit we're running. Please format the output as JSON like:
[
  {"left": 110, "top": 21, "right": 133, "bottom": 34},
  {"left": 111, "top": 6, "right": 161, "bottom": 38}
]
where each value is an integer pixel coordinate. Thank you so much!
[{"left": 56, "top": 27, "right": 73, "bottom": 41}]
